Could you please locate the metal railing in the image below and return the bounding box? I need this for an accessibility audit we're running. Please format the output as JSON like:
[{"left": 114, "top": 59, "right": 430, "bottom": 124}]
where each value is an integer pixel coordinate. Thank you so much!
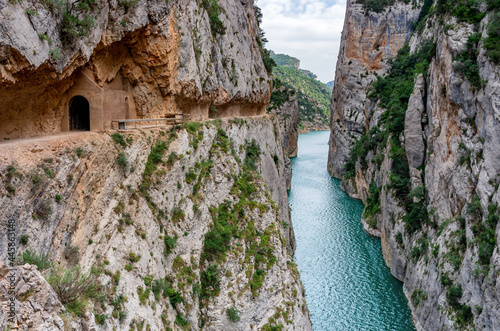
[{"left": 111, "top": 114, "right": 191, "bottom": 130}]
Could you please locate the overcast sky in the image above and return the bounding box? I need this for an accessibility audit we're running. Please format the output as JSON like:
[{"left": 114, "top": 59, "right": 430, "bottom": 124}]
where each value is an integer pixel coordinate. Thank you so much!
[{"left": 257, "top": 0, "right": 347, "bottom": 83}]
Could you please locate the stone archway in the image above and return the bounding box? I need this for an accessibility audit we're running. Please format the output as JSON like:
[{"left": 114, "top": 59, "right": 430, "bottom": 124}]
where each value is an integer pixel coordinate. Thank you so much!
[{"left": 69, "top": 96, "right": 90, "bottom": 131}]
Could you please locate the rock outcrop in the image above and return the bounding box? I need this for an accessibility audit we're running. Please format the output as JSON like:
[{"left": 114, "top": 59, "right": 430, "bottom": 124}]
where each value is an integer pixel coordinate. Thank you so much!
[
  {"left": 0, "top": 118, "right": 311, "bottom": 330},
  {"left": 0, "top": 0, "right": 271, "bottom": 138},
  {"left": 329, "top": 0, "right": 500, "bottom": 330},
  {"left": 0, "top": 263, "right": 71, "bottom": 330},
  {"left": 327, "top": 0, "right": 420, "bottom": 178}
]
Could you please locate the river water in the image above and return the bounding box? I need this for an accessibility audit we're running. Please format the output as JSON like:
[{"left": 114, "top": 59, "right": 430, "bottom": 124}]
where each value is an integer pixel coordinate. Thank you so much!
[{"left": 289, "top": 131, "right": 415, "bottom": 331}]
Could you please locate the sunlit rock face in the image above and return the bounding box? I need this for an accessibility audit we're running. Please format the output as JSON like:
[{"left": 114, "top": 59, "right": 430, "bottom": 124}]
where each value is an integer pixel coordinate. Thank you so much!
[{"left": 0, "top": 0, "right": 271, "bottom": 139}]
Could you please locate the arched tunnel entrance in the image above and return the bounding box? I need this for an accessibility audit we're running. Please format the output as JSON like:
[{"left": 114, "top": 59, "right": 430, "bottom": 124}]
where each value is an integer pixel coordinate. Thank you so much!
[{"left": 69, "top": 96, "right": 90, "bottom": 131}]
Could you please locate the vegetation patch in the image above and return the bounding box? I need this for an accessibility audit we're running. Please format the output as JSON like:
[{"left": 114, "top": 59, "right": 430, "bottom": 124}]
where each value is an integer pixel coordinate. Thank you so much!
[
  {"left": 485, "top": 11, "right": 500, "bottom": 64},
  {"left": 111, "top": 133, "right": 127, "bottom": 148},
  {"left": 410, "top": 236, "right": 429, "bottom": 263},
  {"left": 47, "top": 266, "right": 96, "bottom": 316},
  {"left": 254, "top": 5, "right": 276, "bottom": 73},
  {"left": 201, "top": 264, "right": 220, "bottom": 299},
  {"left": 115, "top": 152, "right": 129, "bottom": 171},
  {"left": 227, "top": 306, "right": 241, "bottom": 322},
  {"left": 244, "top": 139, "right": 261, "bottom": 172},
  {"left": 269, "top": 53, "right": 331, "bottom": 125},
  {"left": 470, "top": 201, "right": 498, "bottom": 265},
  {"left": 267, "top": 79, "right": 294, "bottom": 111},
  {"left": 436, "top": 0, "right": 486, "bottom": 24},
  {"left": 164, "top": 234, "right": 178, "bottom": 257},
  {"left": 356, "top": 0, "right": 400, "bottom": 13},
  {"left": 200, "top": 0, "right": 226, "bottom": 37},
  {"left": 33, "top": 199, "right": 53, "bottom": 221},
  {"left": 17, "top": 250, "right": 51, "bottom": 270},
  {"left": 443, "top": 217, "right": 467, "bottom": 270},
  {"left": 141, "top": 141, "right": 168, "bottom": 193},
  {"left": 411, "top": 289, "right": 428, "bottom": 307},
  {"left": 363, "top": 182, "right": 381, "bottom": 228},
  {"left": 446, "top": 283, "right": 473, "bottom": 327},
  {"left": 454, "top": 33, "right": 482, "bottom": 90}
]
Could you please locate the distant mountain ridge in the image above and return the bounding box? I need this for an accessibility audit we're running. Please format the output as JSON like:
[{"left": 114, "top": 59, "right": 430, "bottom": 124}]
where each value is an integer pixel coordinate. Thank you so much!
[
  {"left": 271, "top": 51, "right": 300, "bottom": 69},
  {"left": 269, "top": 52, "right": 331, "bottom": 132}
]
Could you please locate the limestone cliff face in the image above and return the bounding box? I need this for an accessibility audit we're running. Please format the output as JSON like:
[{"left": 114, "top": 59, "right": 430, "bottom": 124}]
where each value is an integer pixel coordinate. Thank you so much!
[
  {"left": 330, "top": 1, "right": 500, "bottom": 330},
  {"left": 0, "top": 0, "right": 271, "bottom": 138},
  {"left": 268, "top": 85, "right": 299, "bottom": 190},
  {"left": 0, "top": 117, "right": 311, "bottom": 330},
  {"left": 327, "top": 0, "right": 419, "bottom": 178}
]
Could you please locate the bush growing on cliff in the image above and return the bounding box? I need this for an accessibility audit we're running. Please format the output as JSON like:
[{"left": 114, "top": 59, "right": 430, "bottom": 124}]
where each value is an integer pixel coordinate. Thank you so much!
[
  {"left": 454, "top": 33, "right": 482, "bottom": 89},
  {"left": 185, "top": 168, "right": 197, "bottom": 184},
  {"left": 75, "top": 147, "right": 84, "bottom": 157},
  {"left": 471, "top": 203, "right": 498, "bottom": 265},
  {"left": 404, "top": 186, "right": 429, "bottom": 234},
  {"left": 171, "top": 207, "right": 185, "bottom": 222},
  {"left": 141, "top": 141, "right": 168, "bottom": 192},
  {"left": 446, "top": 283, "right": 473, "bottom": 326},
  {"left": 363, "top": 182, "right": 381, "bottom": 227},
  {"left": 356, "top": 0, "right": 402, "bottom": 13},
  {"left": 210, "top": 128, "right": 229, "bottom": 152},
  {"left": 167, "top": 152, "right": 177, "bottom": 166},
  {"left": 437, "top": 0, "right": 485, "bottom": 24},
  {"left": 185, "top": 121, "right": 203, "bottom": 134},
  {"left": 447, "top": 283, "right": 463, "bottom": 307},
  {"left": 19, "top": 235, "right": 29, "bottom": 245},
  {"left": 129, "top": 252, "right": 141, "bottom": 263},
  {"left": 47, "top": 266, "right": 96, "bottom": 313},
  {"left": 111, "top": 133, "right": 127, "bottom": 147},
  {"left": 203, "top": 201, "right": 236, "bottom": 261},
  {"left": 410, "top": 236, "right": 429, "bottom": 262},
  {"left": 33, "top": 199, "right": 53, "bottom": 221},
  {"left": 164, "top": 234, "right": 177, "bottom": 256},
  {"left": 244, "top": 139, "right": 261, "bottom": 171},
  {"left": 466, "top": 194, "right": 482, "bottom": 219},
  {"left": 227, "top": 306, "right": 241, "bottom": 322},
  {"left": 250, "top": 269, "right": 266, "bottom": 296},
  {"left": 200, "top": 0, "right": 226, "bottom": 37},
  {"left": 166, "top": 288, "right": 183, "bottom": 307},
  {"left": 116, "top": 152, "right": 129, "bottom": 171},
  {"left": 17, "top": 250, "right": 52, "bottom": 270},
  {"left": 254, "top": 4, "right": 276, "bottom": 73},
  {"left": 411, "top": 289, "right": 428, "bottom": 307},
  {"left": 61, "top": 13, "right": 95, "bottom": 44},
  {"left": 201, "top": 264, "right": 220, "bottom": 298},
  {"left": 484, "top": 12, "right": 500, "bottom": 64}
]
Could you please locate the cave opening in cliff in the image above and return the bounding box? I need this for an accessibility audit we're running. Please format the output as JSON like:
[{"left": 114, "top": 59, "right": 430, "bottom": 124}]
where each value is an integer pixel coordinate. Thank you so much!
[{"left": 69, "top": 96, "right": 90, "bottom": 131}]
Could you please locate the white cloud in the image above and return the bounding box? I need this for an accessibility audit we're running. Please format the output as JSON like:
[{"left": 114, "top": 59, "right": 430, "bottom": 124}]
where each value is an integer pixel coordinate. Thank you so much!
[{"left": 257, "top": 0, "right": 346, "bottom": 83}]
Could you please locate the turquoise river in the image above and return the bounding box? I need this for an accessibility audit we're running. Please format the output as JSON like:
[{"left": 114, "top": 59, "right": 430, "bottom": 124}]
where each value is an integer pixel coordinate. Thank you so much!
[{"left": 289, "top": 131, "right": 416, "bottom": 330}]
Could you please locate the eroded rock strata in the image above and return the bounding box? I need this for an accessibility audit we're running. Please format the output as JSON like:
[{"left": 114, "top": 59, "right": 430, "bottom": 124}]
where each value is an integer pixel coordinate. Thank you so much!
[
  {"left": 330, "top": 0, "right": 500, "bottom": 329},
  {"left": 0, "top": 0, "right": 271, "bottom": 138}
]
